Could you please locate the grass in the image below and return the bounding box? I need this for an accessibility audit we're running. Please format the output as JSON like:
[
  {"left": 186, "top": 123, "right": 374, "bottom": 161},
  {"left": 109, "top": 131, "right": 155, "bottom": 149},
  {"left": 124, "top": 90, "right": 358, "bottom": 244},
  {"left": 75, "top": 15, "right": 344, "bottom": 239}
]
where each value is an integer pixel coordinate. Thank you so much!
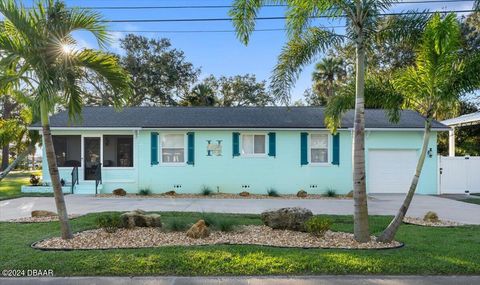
[
  {"left": 0, "top": 170, "right": 53, "bottom": 201},
  {"left": 460, "top": 198, "right": 480, "bottom": 205},
  {"left": 200, "top": 186, "right": 213, "bottom": 196},
  {"left": 0, "top": 212, "right": 479, "bottom": 276},
  {"left": 267, "top": 188, "right": 279, "bottom": 197}
]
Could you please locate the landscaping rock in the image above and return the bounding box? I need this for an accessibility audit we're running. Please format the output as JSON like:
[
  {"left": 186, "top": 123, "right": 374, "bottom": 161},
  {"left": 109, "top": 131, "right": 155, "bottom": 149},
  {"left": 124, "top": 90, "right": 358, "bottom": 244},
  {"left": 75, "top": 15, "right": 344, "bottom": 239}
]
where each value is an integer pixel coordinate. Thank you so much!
[
  {"left": 423, "top": 211, "right": 439, "bottom": 223},
  {"left": 296, "top": 190, "right": 308, "bottom": 198},
  {"left": 239, "top": 191, "right": 250, "bottom": 197},
  {"left": 186, "top": 219, "right": 210, "bottom": 239},
  {"left": 31, "top": 210, "right": 57, "bottom": 217},
  {"left": 112, "top": 188, "right": 127, "bottom": 196},
  {"left": 164, "top": 190, "right": 176, "bottom": 196},
  {"left": 261, "top": 207, "right": 313, "bottom": 231},
  {"left": 120, "top": 210, "right": 161, "bottom": 228}
]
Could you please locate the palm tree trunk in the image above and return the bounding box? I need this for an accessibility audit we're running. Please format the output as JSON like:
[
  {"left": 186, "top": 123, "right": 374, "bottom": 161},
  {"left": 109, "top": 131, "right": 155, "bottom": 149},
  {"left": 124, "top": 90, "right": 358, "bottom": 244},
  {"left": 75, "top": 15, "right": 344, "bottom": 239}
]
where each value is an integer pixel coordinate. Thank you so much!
[
  {"left": 352, "top": 33, "right": 370, "bottom": 243},
  {"left": 377, "top": 119, "right": 432, "bottom": 243},
  {"left": 0, "top": 140, "right": 36, "bottom": 181},
  {"left": 40, "top": 102, "right": 73, "bottom": 240},
  {"left": 1, "top": 145, "right": 9, "bottom": 171}
]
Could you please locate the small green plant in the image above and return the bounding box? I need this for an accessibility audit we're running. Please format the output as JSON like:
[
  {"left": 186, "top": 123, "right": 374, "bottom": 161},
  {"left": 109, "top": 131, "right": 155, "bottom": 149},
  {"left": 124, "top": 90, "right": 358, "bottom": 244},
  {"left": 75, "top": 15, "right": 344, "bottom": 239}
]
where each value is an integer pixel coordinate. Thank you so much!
[
  {"left": 305, "top": 216, "right": 332, "bottom": 237},
  {"left": 200, "top": 185, "right": 213, "bottom": 196},
  {"left": 138, "top": 188, "right": 152, "bottom": 196},
  {"left": 29, "top": 175, "right": 40, "bottom": 186},
  {"left": 215, "top": 218, "right": 237, "bottom": 232},
  {"left": 324, "top": 188, "right": 337, "bottom": 197},
  {"left": 267, "top": 188, "right": 280, "bottom": 197},
  {"left": 200, "top": 213, "right": 216, "bottom": 227},
  {"left": 96, "top": 214, "right": 122, "bottom": 233},
  {"left": 423, "top": 211, "right": 439, "bottom": 223},
  {"left": 165, "top": 218, "right": 190, "bottom": 232}
]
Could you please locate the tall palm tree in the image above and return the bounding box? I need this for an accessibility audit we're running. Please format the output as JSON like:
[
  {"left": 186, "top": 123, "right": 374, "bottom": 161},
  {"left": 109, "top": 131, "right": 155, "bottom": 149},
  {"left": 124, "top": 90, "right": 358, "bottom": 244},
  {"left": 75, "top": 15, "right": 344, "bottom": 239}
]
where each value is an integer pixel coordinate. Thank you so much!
[
  {"left": 312, "top": 57, "right": 347, "bottom": 104},
  {"left": 0, "top": 0, "right": 132, "bottom": 239},
  {"left": 378, "top": 13, "right": 480, "bottom": 242},
  {"left": 230, "top": 0, "right": 403, "bottom": 242}
]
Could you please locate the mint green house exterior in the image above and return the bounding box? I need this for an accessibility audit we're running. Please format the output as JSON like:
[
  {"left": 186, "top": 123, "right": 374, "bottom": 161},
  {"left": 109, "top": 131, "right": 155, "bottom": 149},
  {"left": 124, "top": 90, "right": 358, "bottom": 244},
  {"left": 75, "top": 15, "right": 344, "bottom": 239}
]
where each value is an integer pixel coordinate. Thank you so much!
[{"left": 28, "top": 107, "right": 448, "bottom": 195}]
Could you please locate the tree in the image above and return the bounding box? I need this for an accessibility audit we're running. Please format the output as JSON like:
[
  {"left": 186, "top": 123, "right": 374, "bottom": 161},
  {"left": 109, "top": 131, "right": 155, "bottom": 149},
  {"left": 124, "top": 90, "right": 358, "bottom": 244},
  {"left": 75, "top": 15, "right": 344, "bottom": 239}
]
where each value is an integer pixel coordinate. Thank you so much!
[
  {"left": 179, "top": 83, "right": 217, "bottom": 106},
  {"left": 378, "top": 13, "right": 480, "bottom": 242},
  {"left": 309, "top": 57, "right": 347, "bottom": 105},
  {"left": 215, "top": 74, "right": 275, "bottom": 106},
  {"left": 0, "top": 0, "right": 132, "bottom": 239},
  {"left": 230, "top": 0, "right": 410, "bottom": 242}
]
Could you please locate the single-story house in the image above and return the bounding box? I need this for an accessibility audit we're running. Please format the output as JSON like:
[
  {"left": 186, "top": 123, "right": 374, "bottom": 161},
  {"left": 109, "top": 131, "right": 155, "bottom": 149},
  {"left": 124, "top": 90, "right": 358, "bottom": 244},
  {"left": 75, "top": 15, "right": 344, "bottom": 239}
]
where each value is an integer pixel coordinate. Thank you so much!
[{"left": 27, "top": 107, "right": 448, "bottom": 195}]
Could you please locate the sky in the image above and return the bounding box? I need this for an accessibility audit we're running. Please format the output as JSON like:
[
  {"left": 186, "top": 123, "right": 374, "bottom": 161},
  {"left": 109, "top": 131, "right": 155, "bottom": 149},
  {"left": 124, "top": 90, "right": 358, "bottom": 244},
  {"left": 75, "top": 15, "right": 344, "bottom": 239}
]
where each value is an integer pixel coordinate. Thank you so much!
[{"left": 18, "top": 0, "right": 478, "bottom": 103}]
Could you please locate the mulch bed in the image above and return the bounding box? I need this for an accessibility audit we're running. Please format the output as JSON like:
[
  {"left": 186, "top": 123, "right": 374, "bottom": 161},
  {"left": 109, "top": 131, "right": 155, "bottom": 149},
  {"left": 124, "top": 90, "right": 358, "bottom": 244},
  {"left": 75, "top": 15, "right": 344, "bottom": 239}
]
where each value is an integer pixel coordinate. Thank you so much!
[
  {"left": 403, "top": 217, "right": 463, "bottom": 227},
  {"left": 33, "top": 225, "right": 401, "bottom": 250},
  {"left": 8, "top": 214, "right": 82, "bottom": 223},
  {"left": 97, "top": 193, "right": 351, "bottom": 200}
]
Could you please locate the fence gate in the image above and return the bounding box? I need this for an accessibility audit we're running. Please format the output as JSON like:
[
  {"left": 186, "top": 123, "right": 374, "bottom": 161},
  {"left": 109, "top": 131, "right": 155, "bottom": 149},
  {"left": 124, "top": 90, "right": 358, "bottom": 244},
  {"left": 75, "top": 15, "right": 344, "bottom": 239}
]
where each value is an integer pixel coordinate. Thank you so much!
[{"left": 439, "top": 156, "right": 480, "bottom": 194}]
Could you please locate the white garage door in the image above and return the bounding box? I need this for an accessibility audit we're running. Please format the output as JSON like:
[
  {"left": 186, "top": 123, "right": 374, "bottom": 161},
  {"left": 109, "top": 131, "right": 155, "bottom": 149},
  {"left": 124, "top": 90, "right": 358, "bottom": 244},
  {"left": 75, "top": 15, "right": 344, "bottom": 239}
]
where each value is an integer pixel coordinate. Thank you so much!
[{"left": 368, "top": 149, "right": 417, "bottom": 193}]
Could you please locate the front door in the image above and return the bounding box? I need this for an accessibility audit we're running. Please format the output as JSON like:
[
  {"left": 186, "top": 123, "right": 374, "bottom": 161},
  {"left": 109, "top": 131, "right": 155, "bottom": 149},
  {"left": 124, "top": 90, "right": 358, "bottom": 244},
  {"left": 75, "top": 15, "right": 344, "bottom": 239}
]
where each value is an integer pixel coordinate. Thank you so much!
[{"left": 83, "top": 137, "right": 101, "bottom": 180}]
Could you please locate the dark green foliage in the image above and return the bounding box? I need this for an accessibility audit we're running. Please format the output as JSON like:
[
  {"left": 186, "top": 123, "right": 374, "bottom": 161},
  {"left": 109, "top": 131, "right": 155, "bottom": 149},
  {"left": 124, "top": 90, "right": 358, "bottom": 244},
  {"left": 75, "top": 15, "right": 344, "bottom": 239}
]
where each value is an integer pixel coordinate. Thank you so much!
[
  {"left": 305, "top": 216, "right": 332, "bottom": 237},
  {"left": 423, "top": 211, "right": 439, "bottom": 223},
  {"left": 214, "top": 218, "right": 237, "bottom": 232},
  {"left": 200, "top": 186, "right": 213, "bottom": 196},
  {"left": 138, "top": 188, "right": 152, "bottom": 196},
  {"left": 95, "top": 214, "right": 122, "bottom": 233},
  {"left": 267, "top": 188, "right": 280, "bottom": 197},
  {"left": 164, "top": 218, "right": 190, "bottom": 232},
  {"left": 324, "top": 188, "right": 337, "bottom": 197},
  {"left": 29, "top": 175, "right": 40, "bottom": 186}
]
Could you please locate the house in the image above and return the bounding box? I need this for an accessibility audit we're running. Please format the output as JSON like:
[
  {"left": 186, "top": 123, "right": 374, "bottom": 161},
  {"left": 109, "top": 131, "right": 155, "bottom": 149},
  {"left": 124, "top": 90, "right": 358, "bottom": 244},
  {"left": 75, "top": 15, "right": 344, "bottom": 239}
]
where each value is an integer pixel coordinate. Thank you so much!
[{"left": 25, "top": 107, "right": 448, "bottom": 195}]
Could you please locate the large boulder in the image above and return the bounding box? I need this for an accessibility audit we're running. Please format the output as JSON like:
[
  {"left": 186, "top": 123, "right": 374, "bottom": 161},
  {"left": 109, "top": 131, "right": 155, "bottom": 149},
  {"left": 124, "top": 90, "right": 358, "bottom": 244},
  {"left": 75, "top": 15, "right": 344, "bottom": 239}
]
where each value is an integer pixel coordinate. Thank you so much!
[
  {"left": 186, "top": 219, "right": 210, "bottom": 239},
  {"left": 296, "top": 190, "right": 308, "bottom": 198},
  {"left": 31, "top": 210, "right": 57, "bottom": 217},
  {"left": 261, "top": 207, "right": 313, "bottom": 231},
  {"left": 112, "top": 188, "right": 127, "bottom": 196},
  {"left": 239, "top": 191, "right": 250, "bottom": 197},
  {"left": 120, "top": 210, "right": 161, "bottom": 228}
]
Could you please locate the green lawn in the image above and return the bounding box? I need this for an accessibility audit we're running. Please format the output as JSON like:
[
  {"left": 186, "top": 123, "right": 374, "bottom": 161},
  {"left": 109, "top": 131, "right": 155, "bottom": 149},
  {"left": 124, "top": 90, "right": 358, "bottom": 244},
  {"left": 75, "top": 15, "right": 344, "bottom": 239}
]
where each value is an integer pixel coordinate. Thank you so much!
[
  {"left": 0, "top": 170, "right": 52, "bottom": 200},
  {"left": 460, "top": 198, "right": 480, "bottom": 205},
  {"left": 0, "top": 212, "right": 479, "bottom": 276}
]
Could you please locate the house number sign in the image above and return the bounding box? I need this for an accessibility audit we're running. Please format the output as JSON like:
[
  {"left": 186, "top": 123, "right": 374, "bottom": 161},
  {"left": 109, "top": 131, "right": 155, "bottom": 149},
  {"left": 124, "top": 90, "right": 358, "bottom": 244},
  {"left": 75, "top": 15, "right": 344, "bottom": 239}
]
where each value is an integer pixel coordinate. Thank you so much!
[{"left": 207, "top": 140, "right": 222, "bottom": 156}]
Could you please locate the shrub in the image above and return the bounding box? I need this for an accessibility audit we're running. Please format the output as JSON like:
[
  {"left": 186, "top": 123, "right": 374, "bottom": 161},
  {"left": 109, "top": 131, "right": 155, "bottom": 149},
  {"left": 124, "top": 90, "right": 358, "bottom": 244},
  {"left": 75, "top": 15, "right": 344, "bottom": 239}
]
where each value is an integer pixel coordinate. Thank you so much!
[
  {"left": 305, "top": 216, "right": 332, "bottom": 237},
  {"left": 138, "top": 188, "right": 152, "bottom": 196},
  {"left": 423, "top": 211, "right": 439, "bottom": 223},
  {"left": 30, "top": 175, "right": 40, "bottom": 186},
  {"left": 200, "top": 213, "right": 216, "bottom": 227},
  {"left": 215, "top": 218, "right": 237, "bottom": 232},
  {"left": 96, "top": 214, "right": 122, "bottom": 233},
  {"left": 200, "top": 186, "right": 213, "bottom": 196},
  {"left": 165, "top": 218, "right": 190, "bottom": 232},
  {"left": 324, "top": 188, "right": 337, "bottom": 197},
  {"left": 267, "top": 188, "right": 280, "bottom": 197}
]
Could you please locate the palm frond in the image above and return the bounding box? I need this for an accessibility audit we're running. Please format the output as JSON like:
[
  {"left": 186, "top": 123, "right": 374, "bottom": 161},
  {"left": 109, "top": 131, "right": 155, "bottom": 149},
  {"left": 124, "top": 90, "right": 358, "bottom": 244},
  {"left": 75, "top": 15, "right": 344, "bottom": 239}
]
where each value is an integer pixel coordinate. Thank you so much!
[
  {"left": 66, "top": 7, "right": 110, "bottom": 47},
  {"left": 0, "top": 0, "right": 37, "bottom": 43},
  {"left": 271, "top": 27, "right": 343, "bottom": 103}
]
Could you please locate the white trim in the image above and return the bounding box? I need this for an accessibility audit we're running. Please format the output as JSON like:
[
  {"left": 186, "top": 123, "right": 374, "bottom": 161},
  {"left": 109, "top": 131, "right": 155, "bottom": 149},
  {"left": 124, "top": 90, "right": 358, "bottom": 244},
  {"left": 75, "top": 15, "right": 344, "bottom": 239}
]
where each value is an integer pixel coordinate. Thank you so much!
[
  {"left": 159, "top": 132, "right": 187, "bottom": 166},
  {"left": 350, "top": 128, "right": 450, "bottom": 131},
  {"left": 308, "top": 132, "right": 331, "bottom": 166},
  {"left": 240, "top": 132, "right": 268, "bottom": 157}
]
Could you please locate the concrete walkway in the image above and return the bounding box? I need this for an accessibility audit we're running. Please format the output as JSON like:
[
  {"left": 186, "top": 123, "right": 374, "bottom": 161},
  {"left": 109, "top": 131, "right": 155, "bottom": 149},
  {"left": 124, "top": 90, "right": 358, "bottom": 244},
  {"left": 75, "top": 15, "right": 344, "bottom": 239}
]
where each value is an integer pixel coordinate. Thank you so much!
[
  {"left": 1, "top": 194, "right": 479, "bottom": 224},
  {"left": 2, "top": 276, "right": 480, "bottom": 285}
]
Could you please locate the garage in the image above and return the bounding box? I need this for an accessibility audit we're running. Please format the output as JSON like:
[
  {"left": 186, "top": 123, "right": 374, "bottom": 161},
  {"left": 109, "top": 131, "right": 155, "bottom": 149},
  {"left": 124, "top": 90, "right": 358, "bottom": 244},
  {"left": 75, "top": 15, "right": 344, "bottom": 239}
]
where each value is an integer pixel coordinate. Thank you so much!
[{"left": 368, "top": 149, "right": 418, "bottom": 193}]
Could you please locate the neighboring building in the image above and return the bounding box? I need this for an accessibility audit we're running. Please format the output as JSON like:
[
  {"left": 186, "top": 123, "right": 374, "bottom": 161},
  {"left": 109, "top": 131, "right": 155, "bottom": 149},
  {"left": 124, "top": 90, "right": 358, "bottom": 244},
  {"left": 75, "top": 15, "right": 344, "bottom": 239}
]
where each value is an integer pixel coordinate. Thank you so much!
[{"left": 27, "top": 107, "right": 448, "bottom": 195}]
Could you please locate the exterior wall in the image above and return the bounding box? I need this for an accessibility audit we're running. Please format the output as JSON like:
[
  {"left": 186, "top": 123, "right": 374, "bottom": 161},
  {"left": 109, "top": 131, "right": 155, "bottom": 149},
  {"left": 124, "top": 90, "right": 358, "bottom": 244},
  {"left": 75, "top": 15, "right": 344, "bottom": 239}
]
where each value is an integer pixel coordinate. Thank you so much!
[{"left": 40, "top": 129, "right": 439, "bottom": 195}]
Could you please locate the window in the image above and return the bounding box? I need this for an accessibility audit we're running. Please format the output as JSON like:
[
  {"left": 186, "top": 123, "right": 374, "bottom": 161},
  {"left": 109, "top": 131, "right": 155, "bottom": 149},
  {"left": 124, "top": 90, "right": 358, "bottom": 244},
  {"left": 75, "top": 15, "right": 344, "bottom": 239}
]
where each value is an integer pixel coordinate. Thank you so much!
[
  {"left": 310, "top": 134, "right": 329, "bottom": 163},
  {"left": 52, "top": 135, "right": 81, "bottom": 167},
  {"left": 161, "top": 134, "right": 185, "bottom": 163},
  {"left": 103, "top": 135, "right": 133, "bottom": 167},
  {"left": 241, "top": 134, "right": 266, "bottom": 155}
]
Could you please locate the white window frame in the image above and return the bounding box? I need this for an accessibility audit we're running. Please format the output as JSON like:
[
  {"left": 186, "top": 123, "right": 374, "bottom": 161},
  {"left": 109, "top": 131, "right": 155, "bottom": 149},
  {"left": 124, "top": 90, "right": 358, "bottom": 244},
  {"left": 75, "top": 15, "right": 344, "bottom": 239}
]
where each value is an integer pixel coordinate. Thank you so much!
[
  {"left": 241, "top": 133, "right": 267, "bottom": 157},
  {"left": 160, "top": 133, "right": 187, "bottom": 165},
  {"left": 309, "top": 132, "right": 331, "bottom": 165}
]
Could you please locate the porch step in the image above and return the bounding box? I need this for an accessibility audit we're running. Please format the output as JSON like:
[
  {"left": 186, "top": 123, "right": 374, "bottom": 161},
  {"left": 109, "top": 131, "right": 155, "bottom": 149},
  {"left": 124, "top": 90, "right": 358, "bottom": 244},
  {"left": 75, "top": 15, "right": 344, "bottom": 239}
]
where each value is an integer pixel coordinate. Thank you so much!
[{"left": 73, "top": 183, "right": 103, "bottom": 195}]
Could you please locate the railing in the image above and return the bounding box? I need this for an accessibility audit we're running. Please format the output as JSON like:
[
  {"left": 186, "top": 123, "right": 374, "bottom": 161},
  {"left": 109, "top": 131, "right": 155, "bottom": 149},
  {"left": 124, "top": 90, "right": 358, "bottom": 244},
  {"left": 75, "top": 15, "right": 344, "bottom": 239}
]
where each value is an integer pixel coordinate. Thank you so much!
[
  {"left": 71, "top": 166, "right": 79, "bottom": 194},
  {"left": 95, "top": 163, "right": 102, "bottom": 195}
]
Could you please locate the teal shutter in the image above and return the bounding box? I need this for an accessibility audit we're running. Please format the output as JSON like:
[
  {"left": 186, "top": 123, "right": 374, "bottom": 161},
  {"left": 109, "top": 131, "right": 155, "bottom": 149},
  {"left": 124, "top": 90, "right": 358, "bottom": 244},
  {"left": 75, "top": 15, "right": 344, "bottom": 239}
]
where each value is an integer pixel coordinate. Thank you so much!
[
  {"left": 187, "top": 132, "right": 195, "bottom": 165},
  {"left": 268, "top": 132, "right": 276, "bottom": 157},
  {"left": 151, "top": 132, "right": 159, "bottom": 165},
  {"left": 300, "top": 132, "right": 308, "bottom": 165},
  {"left": 232, "top": 132, "right": 240, "bottom": 157},
  {"left": 332, "top": 133, "right": 340, "bottom": 165}
]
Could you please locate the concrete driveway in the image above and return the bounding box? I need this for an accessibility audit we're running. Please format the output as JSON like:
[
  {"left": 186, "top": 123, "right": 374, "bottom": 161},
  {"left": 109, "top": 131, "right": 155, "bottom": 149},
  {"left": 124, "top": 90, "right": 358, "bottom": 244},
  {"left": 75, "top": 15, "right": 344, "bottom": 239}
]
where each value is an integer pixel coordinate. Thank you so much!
[{"left": 1, "top": 194, "right": 479, "bottom": 224}]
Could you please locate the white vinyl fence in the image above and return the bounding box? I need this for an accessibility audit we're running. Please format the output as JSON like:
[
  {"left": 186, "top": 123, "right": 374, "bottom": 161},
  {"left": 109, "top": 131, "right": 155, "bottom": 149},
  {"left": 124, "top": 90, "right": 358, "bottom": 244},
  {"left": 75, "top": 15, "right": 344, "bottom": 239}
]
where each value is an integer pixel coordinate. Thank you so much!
[{"left": 439, "top": 156, "right": 480, "bottom": 194}]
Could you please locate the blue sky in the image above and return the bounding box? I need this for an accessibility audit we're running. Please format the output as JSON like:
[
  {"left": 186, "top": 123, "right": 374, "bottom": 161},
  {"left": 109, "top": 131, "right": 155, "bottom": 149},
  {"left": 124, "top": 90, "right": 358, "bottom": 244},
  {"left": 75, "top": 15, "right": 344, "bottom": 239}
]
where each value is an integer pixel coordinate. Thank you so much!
[{"left": 21, "top": 0, "right": 477, "bottom": 103}]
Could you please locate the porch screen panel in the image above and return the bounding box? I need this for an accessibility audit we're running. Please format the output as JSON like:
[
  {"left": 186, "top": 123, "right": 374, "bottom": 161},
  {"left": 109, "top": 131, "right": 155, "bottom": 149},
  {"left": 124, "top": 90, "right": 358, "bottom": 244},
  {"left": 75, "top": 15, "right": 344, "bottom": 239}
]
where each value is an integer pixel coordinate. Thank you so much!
[
  {"left": 103, "top": 135, "right": 133, "bottom": 167},
  {"left": 52, "top": 135, "right": 81, "bottom": 167}
]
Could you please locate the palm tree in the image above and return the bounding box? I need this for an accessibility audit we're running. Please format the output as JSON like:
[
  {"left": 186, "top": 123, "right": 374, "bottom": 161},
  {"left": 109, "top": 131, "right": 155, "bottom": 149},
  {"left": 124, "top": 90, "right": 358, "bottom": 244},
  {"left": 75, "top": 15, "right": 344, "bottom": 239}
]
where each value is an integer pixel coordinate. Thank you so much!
[
  {"left": 378, "top": 13, "right": 480, "bottom": 242},
  {"left": 230, "top": 0, "right": 405, "bottom": 242},
  {"left": 0, "top": 0, "right": 132, "bottom": 239},
  {"left": 312, "top": 57, "right": 347, "bottom": 104},
  {"left": 180, "top": 83, "right": 217, "bottom": 106}
]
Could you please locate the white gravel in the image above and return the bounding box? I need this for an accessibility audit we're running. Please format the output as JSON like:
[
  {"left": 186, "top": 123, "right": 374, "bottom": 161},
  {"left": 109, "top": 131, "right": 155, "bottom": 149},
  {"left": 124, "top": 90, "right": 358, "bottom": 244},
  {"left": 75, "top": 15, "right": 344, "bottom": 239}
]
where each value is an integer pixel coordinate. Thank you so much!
[
  {"left": 34, "top": 225, "right": 401, "bottom": 250},
  {"left": 8, "top": 214, "right": 81, "bottom": 223},
  {"left": 96, "top": 193, "right": 351, "bottom": 200},
  {"left": 403, "top": 216, "right": 462, "bottom": 227}
]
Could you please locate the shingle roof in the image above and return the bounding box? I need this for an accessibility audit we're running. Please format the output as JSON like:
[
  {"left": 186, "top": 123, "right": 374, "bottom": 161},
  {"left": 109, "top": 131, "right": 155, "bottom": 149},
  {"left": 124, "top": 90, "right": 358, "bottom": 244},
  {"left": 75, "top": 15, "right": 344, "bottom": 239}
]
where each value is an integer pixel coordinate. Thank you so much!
[{"left": 32, "top": 106, "right": 448, "bottom": 129}]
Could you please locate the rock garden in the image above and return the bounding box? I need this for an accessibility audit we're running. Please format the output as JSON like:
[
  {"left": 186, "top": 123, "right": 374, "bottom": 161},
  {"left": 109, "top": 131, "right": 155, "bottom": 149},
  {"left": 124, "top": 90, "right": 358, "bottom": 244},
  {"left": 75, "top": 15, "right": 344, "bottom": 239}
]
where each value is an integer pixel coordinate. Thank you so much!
[{"left": 33, "top": 207, "right": 401, "bottom": 250}]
